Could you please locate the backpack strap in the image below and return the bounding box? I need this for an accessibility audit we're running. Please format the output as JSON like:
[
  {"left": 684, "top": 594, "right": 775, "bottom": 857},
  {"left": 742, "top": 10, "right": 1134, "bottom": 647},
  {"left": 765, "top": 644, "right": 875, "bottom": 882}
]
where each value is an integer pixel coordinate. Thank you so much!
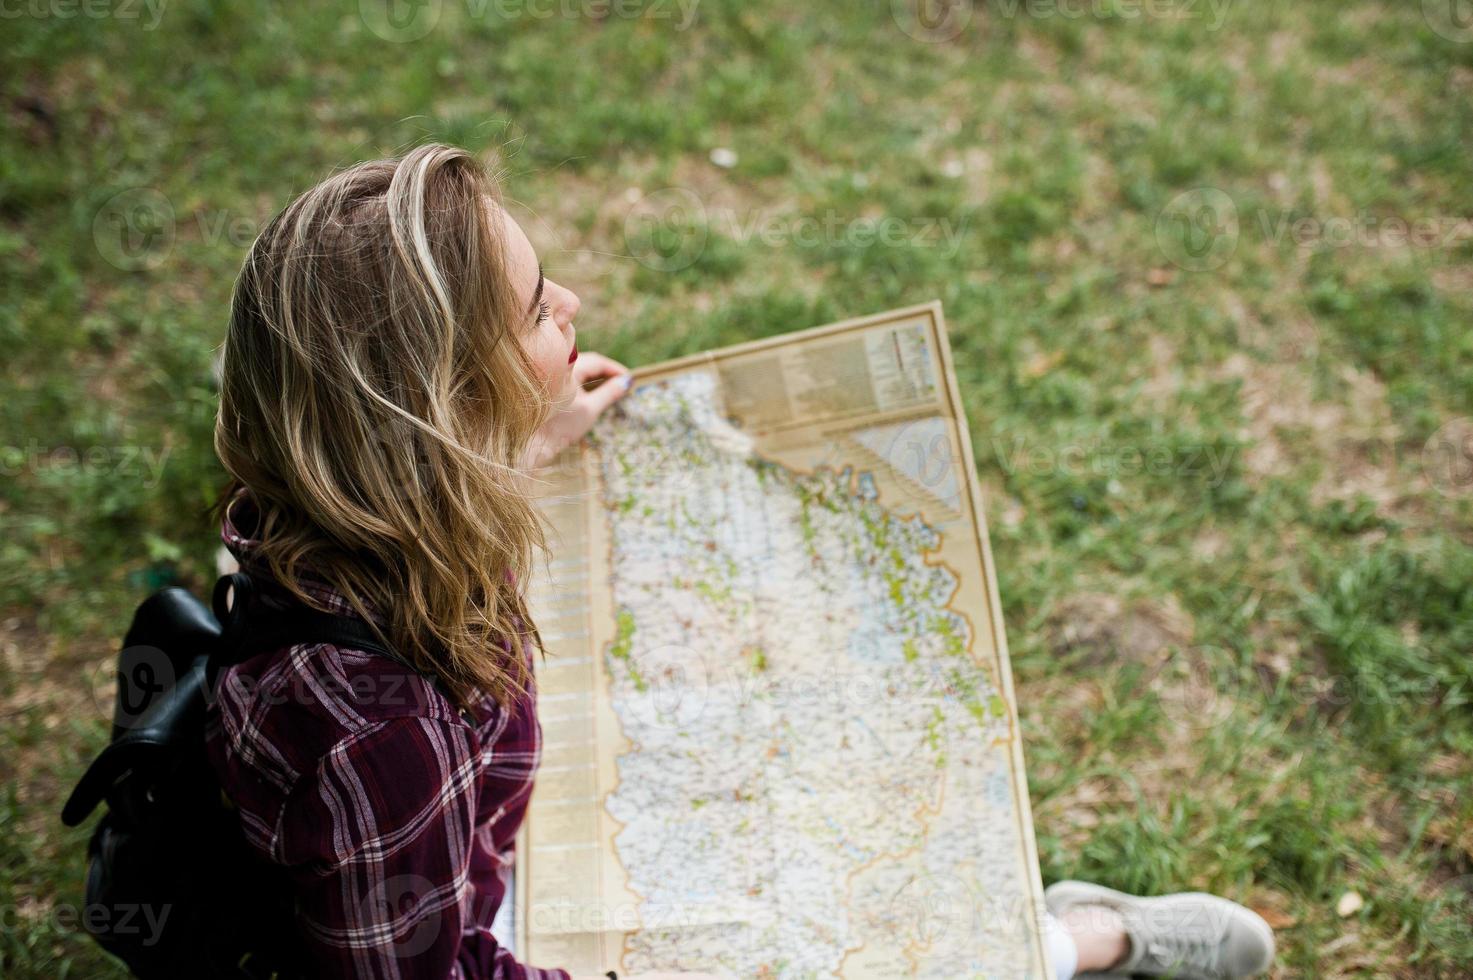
[
  {"left": 207, "top": 572, "right": 453, "bottom": 703},
  {"left": 61, "top": 574, "right": 462, "bottom": 830}
]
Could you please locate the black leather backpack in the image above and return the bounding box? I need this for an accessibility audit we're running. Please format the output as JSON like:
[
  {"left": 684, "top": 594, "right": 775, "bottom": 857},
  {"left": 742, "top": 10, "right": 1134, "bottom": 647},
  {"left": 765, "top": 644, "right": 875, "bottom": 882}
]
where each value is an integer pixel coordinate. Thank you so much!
[{"left": 60, "top": 573, "right": 417, "bottom": 979}]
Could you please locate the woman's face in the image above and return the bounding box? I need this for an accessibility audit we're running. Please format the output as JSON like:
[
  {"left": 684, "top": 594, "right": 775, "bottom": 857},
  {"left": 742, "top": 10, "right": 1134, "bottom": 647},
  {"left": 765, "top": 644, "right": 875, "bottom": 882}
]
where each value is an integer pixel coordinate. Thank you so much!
[{"left": 496, "top": 204, "right": 581, "bottom": 408}]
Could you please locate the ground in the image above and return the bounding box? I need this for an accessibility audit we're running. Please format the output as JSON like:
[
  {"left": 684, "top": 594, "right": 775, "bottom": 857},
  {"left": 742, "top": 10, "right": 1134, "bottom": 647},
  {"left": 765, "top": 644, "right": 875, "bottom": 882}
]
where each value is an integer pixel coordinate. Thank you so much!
[{"left": 2, "top": 1, "right": 1471, "bottom": 976}]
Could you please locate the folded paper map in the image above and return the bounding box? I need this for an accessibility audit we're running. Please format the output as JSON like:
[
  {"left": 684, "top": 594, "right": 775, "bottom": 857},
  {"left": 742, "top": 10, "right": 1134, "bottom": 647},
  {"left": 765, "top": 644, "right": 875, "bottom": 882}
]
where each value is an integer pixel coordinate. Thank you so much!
[{"left": 516, "top": 303, "right": 1051, "bottom": 978}]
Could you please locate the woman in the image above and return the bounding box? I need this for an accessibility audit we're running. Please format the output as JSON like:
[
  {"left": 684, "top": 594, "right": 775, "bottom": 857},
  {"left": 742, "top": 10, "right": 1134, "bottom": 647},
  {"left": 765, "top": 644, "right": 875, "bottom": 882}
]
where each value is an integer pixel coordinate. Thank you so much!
[{"left": 205, "top": 144, "right": 1274, "bottom": 979}]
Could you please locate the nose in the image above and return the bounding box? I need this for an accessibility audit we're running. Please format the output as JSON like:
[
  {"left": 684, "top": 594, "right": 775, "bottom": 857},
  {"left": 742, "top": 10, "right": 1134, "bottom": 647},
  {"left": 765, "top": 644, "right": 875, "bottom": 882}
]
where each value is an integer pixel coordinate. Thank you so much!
[{"left": 561, "top": 285, "right": 581, "bottom": 326}]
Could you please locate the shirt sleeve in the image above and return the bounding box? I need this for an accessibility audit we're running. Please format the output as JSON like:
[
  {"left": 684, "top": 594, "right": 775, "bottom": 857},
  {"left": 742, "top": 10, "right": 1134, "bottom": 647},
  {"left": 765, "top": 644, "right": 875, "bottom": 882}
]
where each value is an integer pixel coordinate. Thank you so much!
[{"left": 272, "top": 714, "right": 571, "bottom": 980}]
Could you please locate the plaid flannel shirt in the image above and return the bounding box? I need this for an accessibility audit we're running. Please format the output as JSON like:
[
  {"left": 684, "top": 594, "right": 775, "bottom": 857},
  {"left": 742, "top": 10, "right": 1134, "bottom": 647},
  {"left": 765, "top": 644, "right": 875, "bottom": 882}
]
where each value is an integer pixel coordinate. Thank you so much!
[{"left": 204, "top": 495, "right": 570, "bottom": 980}]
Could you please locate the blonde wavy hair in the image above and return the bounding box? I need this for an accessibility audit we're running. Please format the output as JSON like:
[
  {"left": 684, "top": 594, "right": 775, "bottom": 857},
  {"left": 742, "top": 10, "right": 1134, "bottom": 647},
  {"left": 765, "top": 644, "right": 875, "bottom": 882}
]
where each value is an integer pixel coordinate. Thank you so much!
[{"left": 214, "top": 144, "right": 552, "bottom": 710}]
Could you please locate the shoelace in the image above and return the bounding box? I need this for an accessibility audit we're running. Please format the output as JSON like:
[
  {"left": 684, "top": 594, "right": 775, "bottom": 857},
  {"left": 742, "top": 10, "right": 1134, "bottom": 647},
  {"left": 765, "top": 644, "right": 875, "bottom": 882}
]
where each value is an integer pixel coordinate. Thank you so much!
[{"left": 1143, "top": 931, "right": 1225, "bottom": 976}]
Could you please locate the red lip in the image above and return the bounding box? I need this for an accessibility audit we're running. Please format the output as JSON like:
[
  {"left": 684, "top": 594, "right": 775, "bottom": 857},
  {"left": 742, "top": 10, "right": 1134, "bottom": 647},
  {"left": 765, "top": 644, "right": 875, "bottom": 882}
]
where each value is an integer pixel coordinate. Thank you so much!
[{"left": 568, "top": 341, "right": 578, "bottom": 364}]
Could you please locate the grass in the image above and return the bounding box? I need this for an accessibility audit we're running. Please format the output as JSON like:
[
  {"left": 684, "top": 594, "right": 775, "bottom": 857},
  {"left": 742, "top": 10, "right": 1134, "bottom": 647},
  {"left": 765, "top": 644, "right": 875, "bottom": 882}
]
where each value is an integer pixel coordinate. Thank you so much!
[{"left": 3, "top": 1, "right": 1472, "bottom": 976}]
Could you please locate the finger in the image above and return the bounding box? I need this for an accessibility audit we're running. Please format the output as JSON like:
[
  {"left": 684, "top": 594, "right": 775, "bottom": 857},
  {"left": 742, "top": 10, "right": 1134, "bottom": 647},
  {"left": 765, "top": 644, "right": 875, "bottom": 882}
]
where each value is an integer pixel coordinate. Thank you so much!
[
  {"left": 577, "top": 372, "right": 634, "bottom": 416},
  {"left": 571, "top": 355, "right": 624, "bottom": 386},
  {"left": 573, "top": 351, "right": 629, "bottom": 383}
]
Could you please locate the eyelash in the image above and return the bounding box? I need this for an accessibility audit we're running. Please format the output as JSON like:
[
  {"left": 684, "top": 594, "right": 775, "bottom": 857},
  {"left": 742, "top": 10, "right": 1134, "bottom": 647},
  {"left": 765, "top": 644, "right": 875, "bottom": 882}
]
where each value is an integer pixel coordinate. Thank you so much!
[{"left": 537, "top": 301, "right": 552, "bottom": 325}]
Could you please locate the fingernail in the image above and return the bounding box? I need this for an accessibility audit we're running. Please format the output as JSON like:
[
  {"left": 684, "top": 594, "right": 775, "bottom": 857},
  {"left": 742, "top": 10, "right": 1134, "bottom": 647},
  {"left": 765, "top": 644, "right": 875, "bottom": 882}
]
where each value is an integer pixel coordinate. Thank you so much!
[{"left": 619, "top": 374, "right": 633, "bottom": 389}]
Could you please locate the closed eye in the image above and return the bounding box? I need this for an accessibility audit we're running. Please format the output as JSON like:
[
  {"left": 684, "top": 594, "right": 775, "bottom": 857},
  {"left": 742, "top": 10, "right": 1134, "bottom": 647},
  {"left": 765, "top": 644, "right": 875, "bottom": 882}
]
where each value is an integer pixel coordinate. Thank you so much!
[{"left": 525, "top": 266, "right": 545, "bottom": 325}]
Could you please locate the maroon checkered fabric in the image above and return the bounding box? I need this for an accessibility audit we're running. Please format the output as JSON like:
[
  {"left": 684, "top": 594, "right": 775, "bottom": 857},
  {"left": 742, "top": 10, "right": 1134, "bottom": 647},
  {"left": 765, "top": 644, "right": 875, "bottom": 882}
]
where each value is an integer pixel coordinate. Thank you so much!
[{"left": 204, "top": 494, "right": 569, "bottom": 979}]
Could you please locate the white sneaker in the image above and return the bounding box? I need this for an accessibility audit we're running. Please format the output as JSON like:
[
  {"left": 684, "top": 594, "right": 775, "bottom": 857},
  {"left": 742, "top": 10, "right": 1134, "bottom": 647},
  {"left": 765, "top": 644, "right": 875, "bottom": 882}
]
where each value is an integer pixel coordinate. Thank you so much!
[{"left": 1045, "top": 880, "right": 1275, "bottom": 979}]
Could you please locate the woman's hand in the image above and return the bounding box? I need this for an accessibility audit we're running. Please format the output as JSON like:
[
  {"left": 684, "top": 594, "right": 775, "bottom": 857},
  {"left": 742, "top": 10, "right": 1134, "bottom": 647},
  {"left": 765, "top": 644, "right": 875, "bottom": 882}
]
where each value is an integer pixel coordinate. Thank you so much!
[{"left": 525, "top": 352, "right": 633, "bottom": 470}]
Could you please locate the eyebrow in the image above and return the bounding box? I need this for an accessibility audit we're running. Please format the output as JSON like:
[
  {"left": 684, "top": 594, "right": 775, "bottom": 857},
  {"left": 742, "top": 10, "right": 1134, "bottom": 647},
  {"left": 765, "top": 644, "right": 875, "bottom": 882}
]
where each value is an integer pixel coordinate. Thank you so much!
[{"left": 526, "top": 266, "right": 545, "bottom": 319}]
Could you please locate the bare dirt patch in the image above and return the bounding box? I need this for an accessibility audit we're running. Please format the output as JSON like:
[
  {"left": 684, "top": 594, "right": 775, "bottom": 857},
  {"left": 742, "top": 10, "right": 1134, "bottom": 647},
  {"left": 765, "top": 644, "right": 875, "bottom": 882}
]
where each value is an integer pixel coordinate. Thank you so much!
[
  {"left": 1046, "top": 591, "right": 1194, "bottom": 667},
  {"left": 1216, "top": 352, "right": 1416, "bottom": 514},
  {"left": 1, "top": 615, "right": 114, "bottom": 840}
]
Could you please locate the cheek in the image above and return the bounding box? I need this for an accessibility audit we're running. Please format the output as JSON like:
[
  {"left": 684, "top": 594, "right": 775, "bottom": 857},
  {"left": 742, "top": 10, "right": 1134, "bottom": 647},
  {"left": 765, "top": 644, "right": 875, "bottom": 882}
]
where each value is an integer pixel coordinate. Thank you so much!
[
  {"left": 522, "top": 327, "right": 550, "bottom": 376},
  {"left": 538, "top": 328, "right": 566, "bottom": 377},
  {"left": 529, "top": 325, "right": 571, "bottom": 393}
]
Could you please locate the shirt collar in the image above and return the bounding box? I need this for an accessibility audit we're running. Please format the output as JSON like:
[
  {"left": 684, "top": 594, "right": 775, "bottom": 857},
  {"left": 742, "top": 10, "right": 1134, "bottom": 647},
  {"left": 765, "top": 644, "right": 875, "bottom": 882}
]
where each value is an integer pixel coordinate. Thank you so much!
[{"left": 221, "top": 490, "right": 389, "bottom": 627}]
